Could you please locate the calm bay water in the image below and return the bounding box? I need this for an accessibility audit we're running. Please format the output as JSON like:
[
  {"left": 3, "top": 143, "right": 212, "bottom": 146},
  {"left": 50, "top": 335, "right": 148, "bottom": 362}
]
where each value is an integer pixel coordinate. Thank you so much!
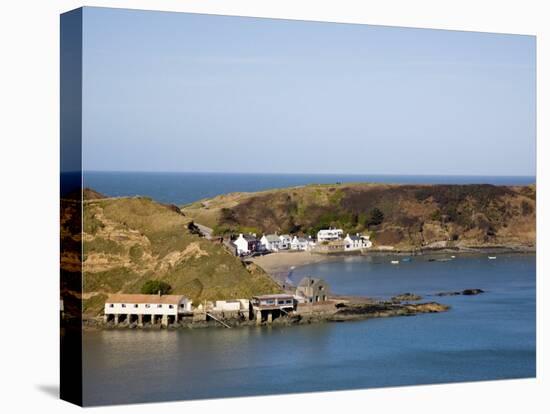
[
  {"left": 83, "top": 254, "right": 536, "bottom": 406},
  {"left": 81, "top": 173, "right": 536, "bottom": 405},
  {"left": 83, "top": 171, "right": 535, "bottom": 205}
]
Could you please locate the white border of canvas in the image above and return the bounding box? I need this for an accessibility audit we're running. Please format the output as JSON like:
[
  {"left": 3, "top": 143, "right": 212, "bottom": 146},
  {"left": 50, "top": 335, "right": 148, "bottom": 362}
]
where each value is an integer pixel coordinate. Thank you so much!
[{"left": 0, "top": 1, "right": 547, "bottom": 413}]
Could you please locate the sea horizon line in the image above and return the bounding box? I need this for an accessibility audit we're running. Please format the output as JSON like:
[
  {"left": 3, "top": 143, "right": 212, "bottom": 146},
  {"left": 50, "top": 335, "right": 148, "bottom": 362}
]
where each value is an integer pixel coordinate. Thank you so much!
[{"left": 82, "top": 170, "right": 536, "bottom": 179}]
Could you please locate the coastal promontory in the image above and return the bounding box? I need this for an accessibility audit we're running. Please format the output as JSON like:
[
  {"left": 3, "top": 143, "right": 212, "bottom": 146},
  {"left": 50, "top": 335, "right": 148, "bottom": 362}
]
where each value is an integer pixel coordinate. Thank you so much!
[{"left": 181, "top": 182, "right": 536, "bottom": 251}]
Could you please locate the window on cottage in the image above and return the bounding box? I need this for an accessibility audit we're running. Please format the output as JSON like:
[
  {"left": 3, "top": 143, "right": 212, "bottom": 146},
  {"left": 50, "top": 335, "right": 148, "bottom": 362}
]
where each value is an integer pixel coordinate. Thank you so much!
[
  {"left": 121, "top": 304, "right": 126, "bottom": 308},
  {"left": 158, "top": 304, "right": 162, "bottom": 308},
  {"left": 145, "top": 304, "right": 150, "bottom": 308},
  {"left": 134, "top": 304, "right": 139, "bottom": 308},
  {"left": 169, "top": 305, "right": 174, "bottom": 309},
  {"left": 109, "top": 304, "right": 114, "bottom": 308}
]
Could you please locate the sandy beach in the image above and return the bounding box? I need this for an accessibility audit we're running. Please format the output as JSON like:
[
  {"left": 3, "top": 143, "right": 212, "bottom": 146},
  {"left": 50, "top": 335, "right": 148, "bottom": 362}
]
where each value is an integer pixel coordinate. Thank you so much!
[{"left": 249, "top": 251, "right": 338, "bottom": 281}]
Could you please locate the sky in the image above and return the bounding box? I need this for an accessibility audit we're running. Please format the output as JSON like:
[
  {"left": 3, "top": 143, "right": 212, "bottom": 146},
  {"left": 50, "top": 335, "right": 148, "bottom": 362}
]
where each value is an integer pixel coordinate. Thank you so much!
[{"left": 82, "top": 7, "right": 536, "bottom": 176}]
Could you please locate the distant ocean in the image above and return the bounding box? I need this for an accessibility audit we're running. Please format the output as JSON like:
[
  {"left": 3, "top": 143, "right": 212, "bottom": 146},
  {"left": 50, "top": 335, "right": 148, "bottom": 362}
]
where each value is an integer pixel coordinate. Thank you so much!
[{"left": 83, "top": 171, "right": 535, "bottom": 205}]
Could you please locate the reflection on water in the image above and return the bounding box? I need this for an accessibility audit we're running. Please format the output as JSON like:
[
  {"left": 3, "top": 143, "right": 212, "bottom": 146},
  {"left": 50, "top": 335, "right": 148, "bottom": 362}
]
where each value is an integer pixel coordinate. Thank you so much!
[{"left": 83, "top": 254, "right": 535, "bottom": 406}]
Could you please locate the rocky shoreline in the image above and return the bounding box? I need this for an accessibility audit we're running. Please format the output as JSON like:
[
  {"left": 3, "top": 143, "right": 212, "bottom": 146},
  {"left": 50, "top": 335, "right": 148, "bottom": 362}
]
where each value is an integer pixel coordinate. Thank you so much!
[
  {"left": 83, "top": 285, "right": 492, "bottom": 331},
  {"left": 83, "top": 293, "right": 461, "bottom": 331}
]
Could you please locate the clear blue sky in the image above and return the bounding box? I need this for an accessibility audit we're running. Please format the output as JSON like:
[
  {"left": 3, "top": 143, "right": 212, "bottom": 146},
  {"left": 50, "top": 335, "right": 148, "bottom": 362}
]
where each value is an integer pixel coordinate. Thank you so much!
[{"left": 82, "top": 7, "right": 536, "bottom": 176}]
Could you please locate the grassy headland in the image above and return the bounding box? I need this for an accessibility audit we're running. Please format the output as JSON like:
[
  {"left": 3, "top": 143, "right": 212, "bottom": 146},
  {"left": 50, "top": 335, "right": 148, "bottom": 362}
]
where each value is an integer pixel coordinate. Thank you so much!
[
  {"left": 181, "top": 182, "right": 536, "bottom": 251},
  {"left": 61, "top": 191, "right": 281, "bottom": 317}
]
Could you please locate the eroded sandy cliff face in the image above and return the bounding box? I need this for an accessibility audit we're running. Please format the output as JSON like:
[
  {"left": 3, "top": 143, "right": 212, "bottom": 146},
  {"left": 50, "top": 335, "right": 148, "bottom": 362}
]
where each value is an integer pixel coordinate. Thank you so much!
[{"left": 61, "top": 191, "right": 280, "bottom": 316}]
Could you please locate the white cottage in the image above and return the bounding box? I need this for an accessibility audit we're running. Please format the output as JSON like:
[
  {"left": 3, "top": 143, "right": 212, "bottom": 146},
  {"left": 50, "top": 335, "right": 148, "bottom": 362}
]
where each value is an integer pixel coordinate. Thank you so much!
[
  {"left": 344, "top": 233, "right": 373, "bottom": 251},
  {"left": 290, "top": 236, "right": 316, "bottom": 251},
  {"left": 104, "top": 293, "right": 192, "bottom": 326},
  {"left": 279, "top": 234, "right": 292, "bottom": 249},
  {"left": 234, "top": 234, "right": 261, "bottom": 255},
  {"left": 317, "top": 228, "right": 344, "bottom": 242},
  {"left": 261, "top": 234, "right": 282, "bottom": 251}
]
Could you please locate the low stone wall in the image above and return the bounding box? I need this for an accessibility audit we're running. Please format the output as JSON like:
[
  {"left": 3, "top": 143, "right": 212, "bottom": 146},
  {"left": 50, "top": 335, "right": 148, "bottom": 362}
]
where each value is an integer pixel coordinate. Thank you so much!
[{"left": 296, "top": 301, "right": 338, "bottom": 315}]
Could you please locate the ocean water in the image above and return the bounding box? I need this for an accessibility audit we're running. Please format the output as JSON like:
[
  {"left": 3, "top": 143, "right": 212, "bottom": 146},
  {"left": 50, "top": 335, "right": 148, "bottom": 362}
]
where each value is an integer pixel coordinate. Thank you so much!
[
  {"left": 82, "top": 254, "right": 536, "bottom": 406},
  {"left": 83, "top": 171, "right": 535, "bottom": 205}
]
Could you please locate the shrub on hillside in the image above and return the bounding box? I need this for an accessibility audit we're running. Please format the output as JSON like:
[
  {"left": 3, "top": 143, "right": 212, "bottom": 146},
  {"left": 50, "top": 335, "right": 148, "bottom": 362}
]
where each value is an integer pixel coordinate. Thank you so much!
[
  {"left": 366, "top": 208, "right": 384, "bottom": 227},
  {"left": 141, "top": 280, "right": 172, "bottom": 295}
]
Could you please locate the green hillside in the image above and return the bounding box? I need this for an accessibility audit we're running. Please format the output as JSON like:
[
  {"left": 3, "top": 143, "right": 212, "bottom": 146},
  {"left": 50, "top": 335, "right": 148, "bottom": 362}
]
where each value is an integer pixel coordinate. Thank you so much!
[
  {"left": 182, "top": 183, "right": 536, "bottom": 250},
  {"left": 77, "top": 195, "right": 280, "bottom": 316}
]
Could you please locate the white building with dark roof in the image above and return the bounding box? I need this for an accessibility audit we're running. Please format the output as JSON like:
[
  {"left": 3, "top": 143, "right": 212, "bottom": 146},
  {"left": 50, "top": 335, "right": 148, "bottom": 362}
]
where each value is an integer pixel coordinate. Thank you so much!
[
  {"left": 261, "top": 234, "right": 282, "bottom": 251},
  {"left": 278, "top": 234, "right": 292, "bottom": 249},
  {"left": 344, "top": 233, "right": 372, "bottom": 250},
  {"left": 251, "top": 293, "right": 296, "bottom": 324},
  {"left": 290, "top": 235, "right": 316, "bottom": 251},
  {"left": 234, "top": 233, "right": 261, "bottom": 255}
]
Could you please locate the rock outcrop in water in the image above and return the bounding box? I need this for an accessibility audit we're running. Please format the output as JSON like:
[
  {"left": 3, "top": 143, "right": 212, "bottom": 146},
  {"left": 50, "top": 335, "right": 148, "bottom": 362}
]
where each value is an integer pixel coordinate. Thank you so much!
[
  {"left": 325, "top": 301, "right": 449, "bottom": 322},
  {"left": 391, "top": 293, "right": 423, "bottom": 302},
  {"left": 435, "top": 289, "right": 485, "bottom": 296}
]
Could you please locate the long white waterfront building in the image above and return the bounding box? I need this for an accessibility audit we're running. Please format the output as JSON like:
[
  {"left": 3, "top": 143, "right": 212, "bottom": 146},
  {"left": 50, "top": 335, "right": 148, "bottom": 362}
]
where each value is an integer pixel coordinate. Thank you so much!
[{"left": 104, "top": 293, "right": 193, "bottom": 326}]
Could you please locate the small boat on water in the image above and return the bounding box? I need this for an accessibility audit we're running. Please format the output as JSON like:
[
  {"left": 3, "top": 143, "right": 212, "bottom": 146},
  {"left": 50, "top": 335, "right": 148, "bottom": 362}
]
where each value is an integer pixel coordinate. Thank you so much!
[
  {"left": 436, "top": 258, "right": 452, "bottom": 262},
  {"left": 488, "top": 256, "right": 497, "bottom": 260},
  {"left": 401, "top": 257, "right": 412, "bottom": 262},
  {"left": 451, "top": 255, "right": 456, "bottom": 259},
  {"left": 391, "top": 260, "right": 400, "bottom": 264}
]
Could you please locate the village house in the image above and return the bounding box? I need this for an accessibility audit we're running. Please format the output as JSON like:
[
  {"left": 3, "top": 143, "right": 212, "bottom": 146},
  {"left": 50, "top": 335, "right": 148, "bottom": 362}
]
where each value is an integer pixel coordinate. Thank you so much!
[
  {"left": 317, "top": 228, "right": 344, "bottom": 242},
  {"left": 234, "top": 233, "right": 261, "bottom": 256},
  {"left": 250, "top": 293, "right": 295, "bottom": 324},
  {"left": 279, "top": 234, "right": 292, "bottom": 249},
  {"left": 104, "top": 293, "right": 193, "bottom": 327},
  {"left": 260, "top": 234, "right": 282, "bottom": 251},
  {"left": 290, "top": 235, "right": 316, "bottom": 251},
  {"left": 296, "top": 277, "right": 330, "bottom": 303},
  {"left": 344, "top": 233, "right": 373, "bottom": 251}
]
